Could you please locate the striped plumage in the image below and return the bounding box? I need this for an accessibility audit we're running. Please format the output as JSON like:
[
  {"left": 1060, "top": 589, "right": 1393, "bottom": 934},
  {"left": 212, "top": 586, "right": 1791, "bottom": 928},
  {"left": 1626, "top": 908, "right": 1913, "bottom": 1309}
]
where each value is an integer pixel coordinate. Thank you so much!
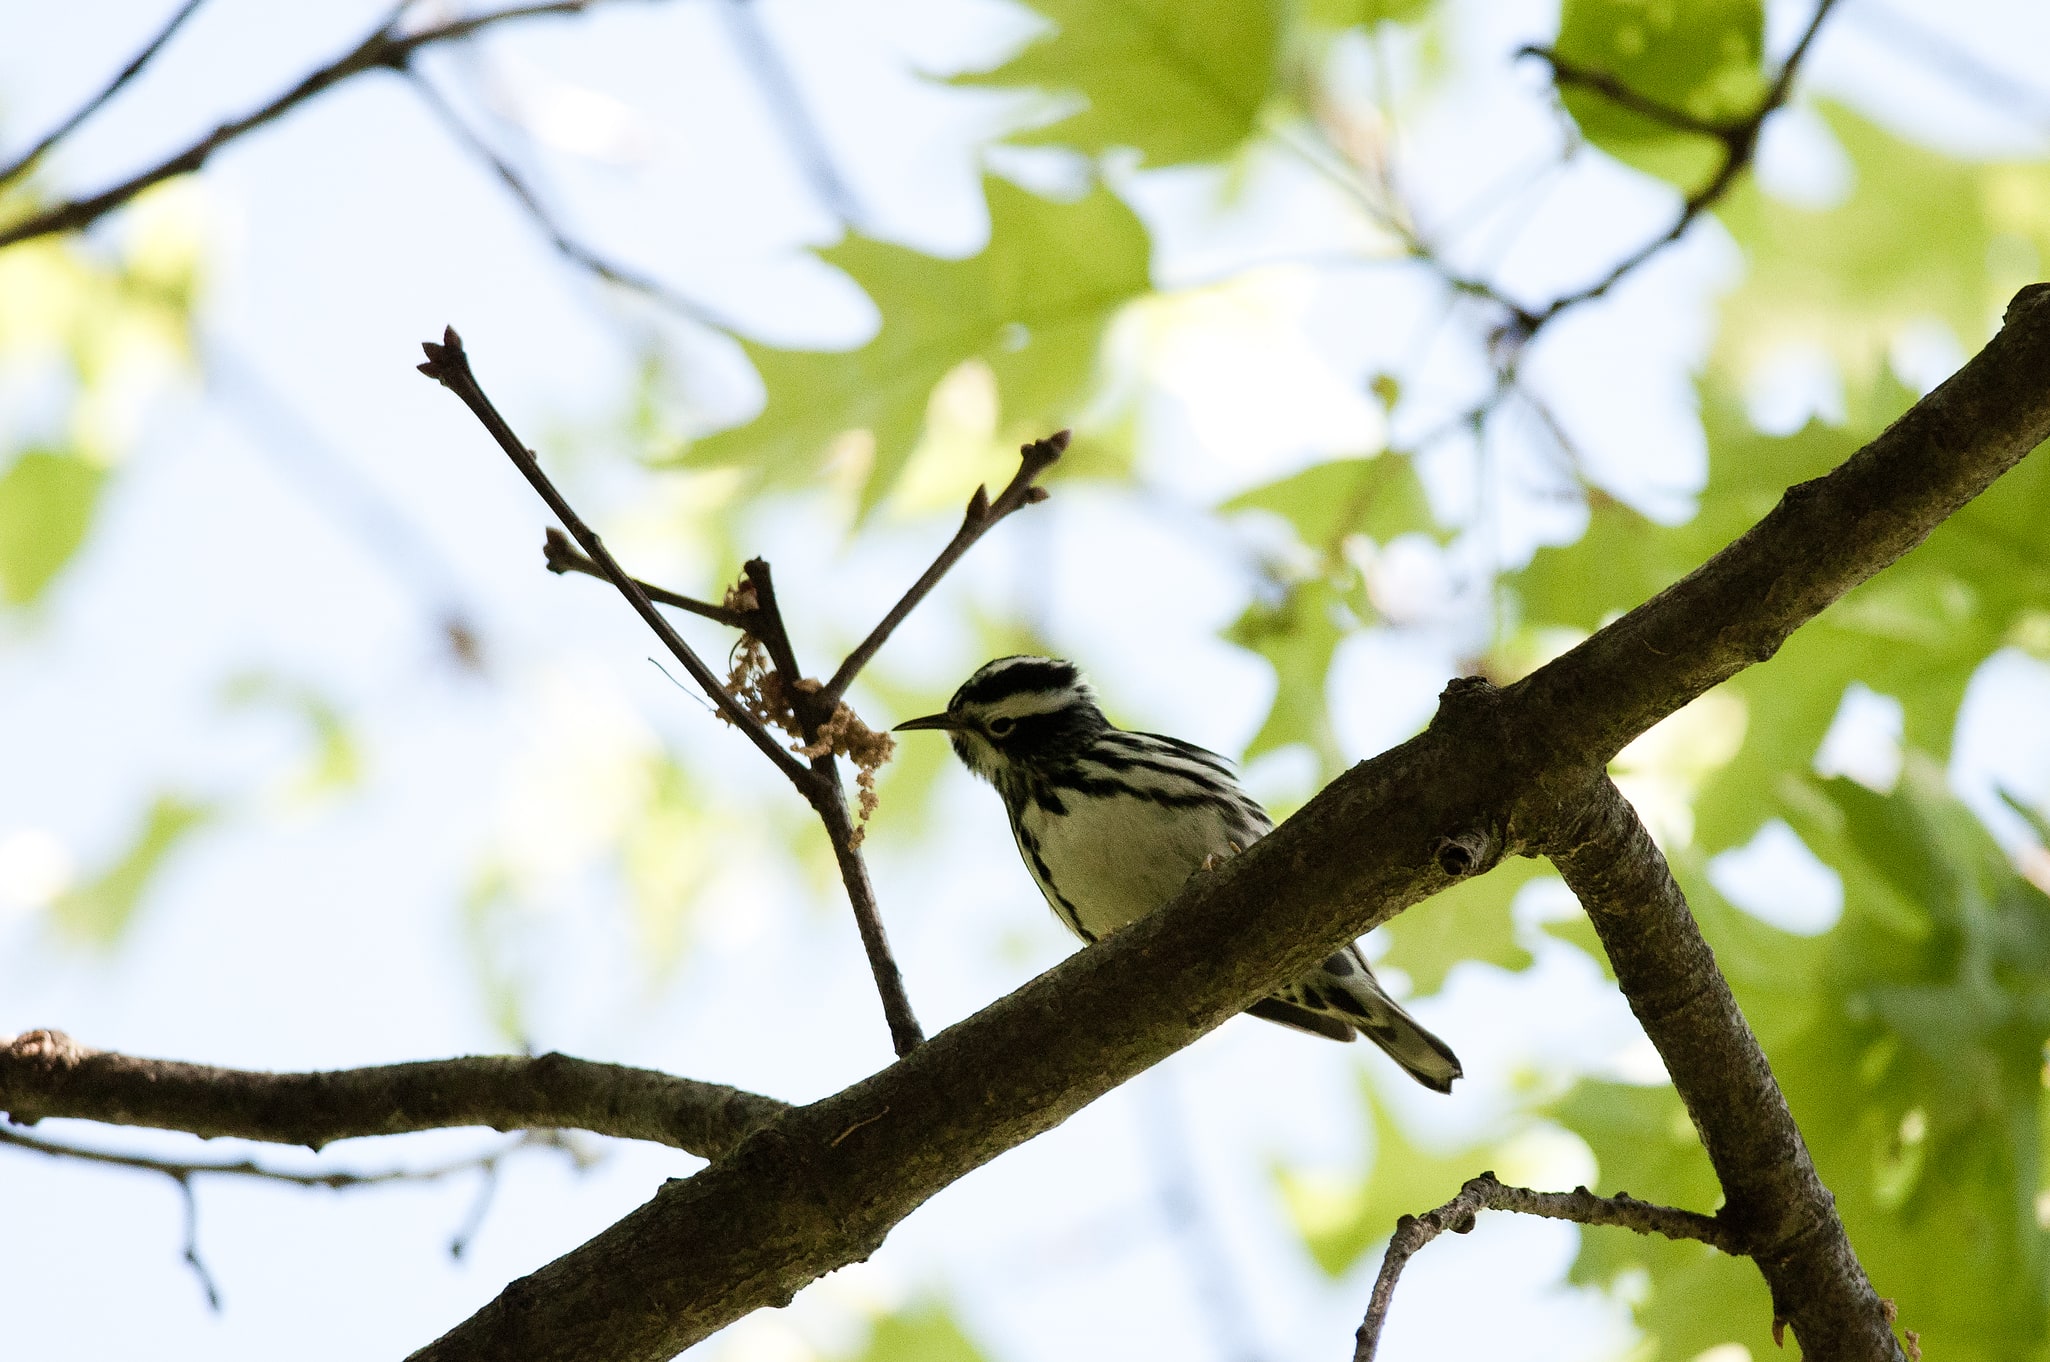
[{"left": 897, "top": 655, "right": 1461, "bottom": 1093}]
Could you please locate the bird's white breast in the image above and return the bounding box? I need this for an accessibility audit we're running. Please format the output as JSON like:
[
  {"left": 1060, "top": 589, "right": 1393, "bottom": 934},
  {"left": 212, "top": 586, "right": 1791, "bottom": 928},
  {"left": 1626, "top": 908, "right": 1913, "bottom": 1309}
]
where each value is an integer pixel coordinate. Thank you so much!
[{"left": 1018, "top": 788, "right": 1252, "bottom": 942}]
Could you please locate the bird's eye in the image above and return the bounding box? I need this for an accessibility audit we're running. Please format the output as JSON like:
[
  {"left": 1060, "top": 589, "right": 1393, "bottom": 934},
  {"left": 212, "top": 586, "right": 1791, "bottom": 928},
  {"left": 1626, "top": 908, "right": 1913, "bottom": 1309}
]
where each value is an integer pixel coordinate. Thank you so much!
[{"left": 987, "top": 715, "right": 1015, "bottom": 738}]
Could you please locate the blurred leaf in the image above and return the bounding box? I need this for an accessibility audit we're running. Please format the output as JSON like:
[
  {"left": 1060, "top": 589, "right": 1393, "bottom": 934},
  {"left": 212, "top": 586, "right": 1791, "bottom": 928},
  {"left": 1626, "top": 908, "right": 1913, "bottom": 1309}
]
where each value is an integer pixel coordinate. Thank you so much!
[
  {"left": 689, "top": 176, "right": 1150, "bottom": 509},
  {"left": 844, "top": 1300, "right": 992, "bottom": 1362},
  {"left": 1379, "top": 856, "right": 1545, "bottom": 995},
  {"left": 1716, "top": 102, "right": 2050, "bottom": 383},
  {"left": 1551, "top": 0, "right": 1765, "bottom": 188},
  {"left": 2001, "top": 788, "right": 2050, "bottom": 847},
  {"left": 1275, "top": 1074, "right": 1485, "bottom": 1275},
  {"left": 1225, "top": 577, "right": 1347, "bottom": 774},
  {"left": 1305, "top": 0, "right": 1434, "bottom": 27},
  {"left": 1512, "top": 368, "right": 2050, "bottom": 858},
  {"left": 51, "top": 795, "right": 212, "bottom": 945},
  {"left": 1221, "top": 453, "right": 1441, "bottom": 555},
  {"left": 1552, "top": 1080, "right": 1776, "bottom": 1356},
  {"left": 222, "top": 673, "right": 363, "bottom": 802},
  {"left": 956, "top": 0, "right": 1282, "bottom": 167},
  {"left": 0, "top": 449, "right": 104, "bottom": 606},
  {"left": 1553, "top": 759, "right": 2050, "bottom": 1356}
]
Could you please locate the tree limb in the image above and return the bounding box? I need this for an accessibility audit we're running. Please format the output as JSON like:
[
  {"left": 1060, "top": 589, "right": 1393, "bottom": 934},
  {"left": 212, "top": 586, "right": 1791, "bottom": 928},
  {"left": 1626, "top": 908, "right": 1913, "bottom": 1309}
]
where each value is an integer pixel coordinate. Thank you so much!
[
  {"left": 402, "top": 285, "right": 2050, "bottom": 1362},
  {"left": 0, "top": 1, "right": 620, "bottom": 251},
  {"left": 0, "top": 1029, "right": 787, "bottom": 1159},
  {"left": 0, "top": 0, "right": 209, "bottom": 189},
  {"left": 1353, "top": 1171, "right": 1734, "bottom": 1362},
  {"left": 1541, "top": 779, "right": 1900, "bottom": 1358}
]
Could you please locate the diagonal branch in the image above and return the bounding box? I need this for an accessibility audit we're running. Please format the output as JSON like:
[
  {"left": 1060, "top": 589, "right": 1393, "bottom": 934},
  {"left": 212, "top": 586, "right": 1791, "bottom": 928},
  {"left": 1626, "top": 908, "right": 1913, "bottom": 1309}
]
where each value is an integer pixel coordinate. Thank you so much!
[
  {"left": 821, "top": 429, "right": 1066, "bottom": 706},
  {"left": 401, "top": 285, "right": 2050, "bottom": 1362},
  {"left": 422, "top": 330, "right": 925, "bottom": 1054},
  {"left": 541, "top": 527, "right": 748, "bottom": 626},
  {"left": 0, "top": 0, "right": 209, "bottom": 189},
  {"left": 1353, "top": 1171, "right": 1734, "bottom": 1362},
  {"left": 0, "top": 1029, "right": 787, "bottom": 1160},
  {"left": 1539, "top": 779, "right": 1899, "bottom": 1357},
  {"left": 405, "top": 70, "right": 745, "bottom": 335},
  {"left": 418, "top": 326, "right": 811, "bottom": 784},
  {"left": 0, "top": 0, "right": 618, "bottom": 251}
]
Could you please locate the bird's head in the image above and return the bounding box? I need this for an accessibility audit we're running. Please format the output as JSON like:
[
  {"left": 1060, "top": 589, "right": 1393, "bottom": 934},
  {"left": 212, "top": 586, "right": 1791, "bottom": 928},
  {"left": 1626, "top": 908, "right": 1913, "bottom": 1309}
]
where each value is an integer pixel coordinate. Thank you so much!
[{"left": 894, "top": 655, "right": 1107, "bottom": 782}]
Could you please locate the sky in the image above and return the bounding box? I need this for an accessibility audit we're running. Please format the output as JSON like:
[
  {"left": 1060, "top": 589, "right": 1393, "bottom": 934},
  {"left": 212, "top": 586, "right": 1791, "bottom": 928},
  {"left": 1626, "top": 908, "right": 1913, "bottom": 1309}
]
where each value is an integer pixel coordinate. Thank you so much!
[{"left": 2, "top": 1, "right": 2048, "bottom": 1360}]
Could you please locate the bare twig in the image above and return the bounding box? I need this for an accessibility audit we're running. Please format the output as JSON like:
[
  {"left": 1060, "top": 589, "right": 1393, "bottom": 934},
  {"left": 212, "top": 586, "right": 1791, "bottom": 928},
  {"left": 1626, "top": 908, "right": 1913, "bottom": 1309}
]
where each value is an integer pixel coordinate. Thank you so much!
[
  {"left": 0, "top": 0, "right": 209, "bottom": 189},
  {"left": 0, "top": 1, "right": 610, "bottom": 251},
  {"left": 542, "top": 527, "right": 748, "bottom": 627},
  {"left": 738, "top": 559, "right": 926, "bottom": 1055},
  {"left": 1516, "top": 0, "right": 1843, "bottom": 331},
  {"left": 176, "top": 1175, "right": 221, "bottom": 1310},
  {"left": 418, "top": 327, "right": 811, "bottom": 784},
  {"left": 0, "top": 1122, "right": 538, "bottom": 1192},
  {"left": 406, "top": 71, "right": 745, "bottom": 335},
  {"left": 422, "top": 332, "right": 926, "bottom": 1054},
  {"left": 1515, "top": 46, "right": 1746, "bottom": 140},
  {"left": 821, "top": 429, "right": 1067, "bottom": 705},
  {"left": 1352, "top": 1171, "right": 1733, "bottom": 1362},
  {"left": 716, "top": 0, "right": 866, "bottom": 229},
  {"left": 1, "top": 1028, "right": 787, "bottom": 1158}
]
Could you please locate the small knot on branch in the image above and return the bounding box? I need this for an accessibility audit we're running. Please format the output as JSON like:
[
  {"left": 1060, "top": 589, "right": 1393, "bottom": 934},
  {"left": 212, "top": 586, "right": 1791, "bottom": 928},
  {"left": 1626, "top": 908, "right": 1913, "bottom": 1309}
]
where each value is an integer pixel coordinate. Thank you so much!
[
  {"left": 5, "top": 1028, "right": 87, "bottom": 1069},
  {"left": 1432, "top": 828, "right": 1496, "bottom": 878},
  {"left": 541, "top": 527, "right": 578, "bottom": 575}
]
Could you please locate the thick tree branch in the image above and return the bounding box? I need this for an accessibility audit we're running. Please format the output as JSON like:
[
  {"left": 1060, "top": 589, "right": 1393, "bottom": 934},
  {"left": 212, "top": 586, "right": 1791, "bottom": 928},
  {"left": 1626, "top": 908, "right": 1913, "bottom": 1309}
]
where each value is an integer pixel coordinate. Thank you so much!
[
  {"left": 0, "top": 1030, "right": 786, "bottom": 1159},
  {"left": 404, "top": 284, "right": 2050, "bottom": 1362},
  {"left": 0, "top": 0, "right": 208, "bottom": 189},
  {"left": 0, "top": 1, "right": 616, "bottom": 251},
  {"left": 1542, "top": 780, "right": 1899, "bottom": 1357},
  {"left": 1353, "top": 1171, "right": 1734, "bottom": 1362}
]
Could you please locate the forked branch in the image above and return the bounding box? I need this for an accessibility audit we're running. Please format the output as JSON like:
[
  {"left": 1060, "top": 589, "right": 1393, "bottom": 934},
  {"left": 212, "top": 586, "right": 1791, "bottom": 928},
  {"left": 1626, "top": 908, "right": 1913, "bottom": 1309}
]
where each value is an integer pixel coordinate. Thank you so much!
[{"left": 1353, "top": 1172, "right": 1734, "bottom": 1362}]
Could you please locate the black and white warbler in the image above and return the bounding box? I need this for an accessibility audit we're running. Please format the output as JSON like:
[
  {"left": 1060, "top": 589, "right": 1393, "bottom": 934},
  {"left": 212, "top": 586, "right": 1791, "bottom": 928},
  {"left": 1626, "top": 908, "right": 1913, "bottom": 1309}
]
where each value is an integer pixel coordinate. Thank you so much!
[{"left": 897, "top": 655, "right": 1462, "bottom": 1093}]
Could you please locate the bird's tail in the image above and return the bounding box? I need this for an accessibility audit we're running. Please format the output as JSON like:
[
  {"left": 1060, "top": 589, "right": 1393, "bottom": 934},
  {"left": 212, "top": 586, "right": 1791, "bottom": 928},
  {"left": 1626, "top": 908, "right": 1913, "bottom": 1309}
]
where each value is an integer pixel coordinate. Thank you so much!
[{"left": 1254, "top": 947, "right": 1464, "bottom": 1094}]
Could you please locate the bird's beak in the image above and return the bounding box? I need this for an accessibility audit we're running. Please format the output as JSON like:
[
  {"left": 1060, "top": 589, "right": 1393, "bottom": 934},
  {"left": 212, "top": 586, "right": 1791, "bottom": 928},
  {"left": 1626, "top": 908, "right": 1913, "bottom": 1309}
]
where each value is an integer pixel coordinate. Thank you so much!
[{"left": 894, "top": 712, "right": 964, "bottom": 733}]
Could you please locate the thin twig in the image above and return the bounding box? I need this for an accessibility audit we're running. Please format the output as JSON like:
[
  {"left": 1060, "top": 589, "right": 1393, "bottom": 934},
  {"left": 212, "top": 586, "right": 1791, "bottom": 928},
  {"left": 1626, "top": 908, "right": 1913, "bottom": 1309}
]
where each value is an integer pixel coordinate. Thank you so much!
[
  {"left": 543, "top": 527, "right": 748, "bottom": 627},
  {"left": 1353, "top": 1171, "right": 1734, "bottom": 1362},
  {"left": 175, "top": 1175, "right": 221, "bottom": 1310},
  {"left": 1515, "top": 46, "right": 1746, "bottom": 140},
  {"left": 0, "top": 1123, "right": 535, "bottom": 1191},
  {"left": 1518, "top": 0, "right": 1842, "bottom": 331},
  {"left": 405, "top": 71, "right": 745, "bottom": 335},
  {"left": 0, "top": 0, "right": 607, "bottom": 251},
  {"left": 821, "top": 429, "right": 1067, "bottom": 705},
  {"left": 0, "top": 0, "right": 209, "bottom": 189},
  {"left": 742, "top": 559, "right": 926, "bottom": 1056},
  {"left": 417, "top": 327, "right": 811, "bottom": 785},
  {"left": 715, "top": 0, "right": 866, "bottom": 229}
]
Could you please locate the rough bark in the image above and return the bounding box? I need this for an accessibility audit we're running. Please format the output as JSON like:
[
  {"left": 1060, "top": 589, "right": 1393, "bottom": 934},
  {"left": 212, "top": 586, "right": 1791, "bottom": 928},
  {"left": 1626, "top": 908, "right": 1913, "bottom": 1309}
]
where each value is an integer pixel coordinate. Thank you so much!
[
  {"left": 0, "top": 1030, "right": 786, "bottom": 1160},
  {"left": 401, "top": 286, "right": 2050, "bottom": 1362}
]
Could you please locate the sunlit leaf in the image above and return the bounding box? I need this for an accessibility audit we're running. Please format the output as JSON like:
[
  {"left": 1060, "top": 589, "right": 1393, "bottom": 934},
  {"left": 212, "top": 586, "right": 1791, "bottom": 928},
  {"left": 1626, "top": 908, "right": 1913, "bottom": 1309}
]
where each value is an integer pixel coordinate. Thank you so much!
[
  {"left": 845, "top": 1300, "right": 993, "bottom": 1362},
  {"left": 1379, "top": 856, "right": 1544, "bottom": 995},
  {"left": 1551, "top": 0, "right": 1765, "bottom": 188},
  {"left": 1716, "top": 102, "right": 2050, "bottom": 383},
  {"left": 0, "top": 449, "right": 104, "bottom": 606},
  {"left": 956, "top": 0, "right": 1283, "bottom": 167},
  {"left": 1224, "top": 578, "right": 1347, "bottom": 774},
  {"left": 689, "top": 176, "right": 1151, "bottom": 509},
  {"left": 50, "top": 795, "right": 213, "bottom": 945},
  {"left": 1221, "top": 453, "right": 1440, "bottom": 555}
]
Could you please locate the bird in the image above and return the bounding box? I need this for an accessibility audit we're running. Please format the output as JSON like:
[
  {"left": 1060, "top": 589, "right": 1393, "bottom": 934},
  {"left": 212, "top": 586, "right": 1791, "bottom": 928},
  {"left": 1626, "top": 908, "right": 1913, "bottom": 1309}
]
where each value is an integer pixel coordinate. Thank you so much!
[{"left": 895, "top": 655, "right": 1461, "bottom": 1093}]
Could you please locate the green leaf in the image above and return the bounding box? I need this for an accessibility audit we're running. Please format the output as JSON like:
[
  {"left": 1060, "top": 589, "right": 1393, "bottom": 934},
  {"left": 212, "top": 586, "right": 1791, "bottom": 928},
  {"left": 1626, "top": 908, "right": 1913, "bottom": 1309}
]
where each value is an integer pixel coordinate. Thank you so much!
[
  {"left": 845, "top": 1301, "right": 993, "bottom": 1362},
  {"left": 0, "top": 449, "right": 105, "bottom": 606},
  {"left": 1551, "top": 0, "right": 1765, "bottom": 189},
  {"left": 689, "top": 177, "right": 1151, "bottom": 508},
  {"left": 1716, "top": 101, "right": 2050, "bottom": 381},
  {"left": 51, "top": 795, "right": 213, "bottom": 945},
  {"left": 1221, "top": 453, "right": 1440, "bottom": 555},
  {"left": 1304, "top": 0, "right": 1435, "bottom": 27},
  {"left": 1378, "top": 856, "right": 1545, "bottom": 995},
  {"left": 1551, "top": 1080, "right": 1776, "bottom": 1357},
  {"left": 1224, "top": 577, "right": 1347, "bottom": 774},
  {"left": 956, "top": 0, "right": 1283, "bottom": 167}
]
